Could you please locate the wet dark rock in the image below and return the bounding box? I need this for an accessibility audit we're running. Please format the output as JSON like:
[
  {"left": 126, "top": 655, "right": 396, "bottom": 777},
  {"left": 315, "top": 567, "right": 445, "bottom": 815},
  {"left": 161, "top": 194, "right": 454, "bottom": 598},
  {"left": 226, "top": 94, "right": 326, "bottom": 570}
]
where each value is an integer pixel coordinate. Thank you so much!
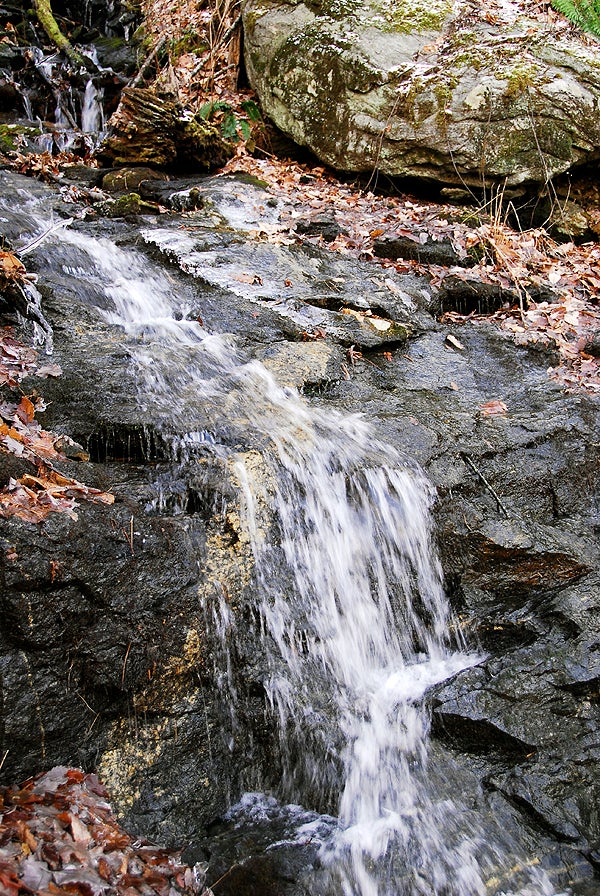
[
  {"left": 295, "top": 214, "right": 347, "bottom": 242},
  {"left": 583, "top": 332, "right": 600, "bottom": 358},
  {"left": 101, "top": 166, "right": 169, "bottom": 193},
  {"left": 92, "top": 36, "right": 139, "bottom": 78},
  {"left": 432, "top": 712, "right": 537, "bottom": 758},
  {"left": 0, "top": 168, "right": 599, "bottom": 888},
  {"left": 373, "top": 235, "right": 473, "bottom": 267},
  {"left": 184, "top": 795, "right": 334, "bottom": 896},
  {"left": 436, "top": 274, "right": 517, "bottom": 317}
]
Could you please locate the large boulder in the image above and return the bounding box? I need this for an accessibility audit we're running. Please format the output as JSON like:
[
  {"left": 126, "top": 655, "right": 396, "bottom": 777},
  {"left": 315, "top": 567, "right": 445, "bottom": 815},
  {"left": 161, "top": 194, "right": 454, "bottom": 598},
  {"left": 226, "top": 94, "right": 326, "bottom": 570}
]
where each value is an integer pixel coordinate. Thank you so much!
[{"left": 243, "top": 0, "right": 600, "bottom": 186}]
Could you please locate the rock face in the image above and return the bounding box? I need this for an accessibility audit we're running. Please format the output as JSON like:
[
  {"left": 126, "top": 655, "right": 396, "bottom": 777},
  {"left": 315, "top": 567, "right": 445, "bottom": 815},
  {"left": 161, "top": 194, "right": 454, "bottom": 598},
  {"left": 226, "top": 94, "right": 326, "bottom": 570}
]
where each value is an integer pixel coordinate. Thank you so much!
[
  {"left": 243, "top": 0, "right": 600, "bottom": 186},
  {"left": 0, "top": 169, "right": 599, "bottom": 891}
]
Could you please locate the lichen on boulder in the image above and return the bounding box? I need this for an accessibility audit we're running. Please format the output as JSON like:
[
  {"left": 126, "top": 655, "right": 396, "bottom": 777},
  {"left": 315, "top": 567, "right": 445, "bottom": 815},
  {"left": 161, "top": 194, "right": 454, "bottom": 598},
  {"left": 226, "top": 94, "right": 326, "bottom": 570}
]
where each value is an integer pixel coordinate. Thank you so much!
[{"left": 243, "top": 0, "right": 600, "bottom": 186}]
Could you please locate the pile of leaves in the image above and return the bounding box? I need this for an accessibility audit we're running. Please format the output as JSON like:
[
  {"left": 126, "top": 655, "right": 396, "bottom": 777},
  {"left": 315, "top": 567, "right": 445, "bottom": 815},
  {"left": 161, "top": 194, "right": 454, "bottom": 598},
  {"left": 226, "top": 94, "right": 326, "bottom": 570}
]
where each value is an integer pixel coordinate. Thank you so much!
[
  {"left": 0, "top": 328, "right": 114, "bottom": 523},
  {"left": 10, "top": 151, "right": 98, "bottom": 185},
  {"left": 0, "top": 767, "right": 209, "bottom": 895}
]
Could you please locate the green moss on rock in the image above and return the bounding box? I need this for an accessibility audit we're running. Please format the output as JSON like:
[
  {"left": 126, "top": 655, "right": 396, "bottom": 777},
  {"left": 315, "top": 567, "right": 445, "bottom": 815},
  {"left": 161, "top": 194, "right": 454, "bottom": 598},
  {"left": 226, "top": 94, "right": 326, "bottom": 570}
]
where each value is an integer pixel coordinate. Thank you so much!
[
  {"left": 0, "top": 123, "right": 41, "bottom": 154},
  {"left": 372, "top": 0, "right": 453, "bottom": 33},
  {"left": 97, "top": 192, "right": 158, "bottom": 217}
]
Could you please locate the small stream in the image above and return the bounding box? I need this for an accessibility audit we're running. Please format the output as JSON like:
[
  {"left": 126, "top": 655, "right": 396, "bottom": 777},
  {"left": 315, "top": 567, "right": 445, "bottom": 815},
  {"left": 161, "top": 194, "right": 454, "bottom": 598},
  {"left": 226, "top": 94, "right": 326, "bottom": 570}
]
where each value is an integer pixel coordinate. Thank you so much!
[{"left": 1, "top": 180, "right": 566, "bottom": 895}]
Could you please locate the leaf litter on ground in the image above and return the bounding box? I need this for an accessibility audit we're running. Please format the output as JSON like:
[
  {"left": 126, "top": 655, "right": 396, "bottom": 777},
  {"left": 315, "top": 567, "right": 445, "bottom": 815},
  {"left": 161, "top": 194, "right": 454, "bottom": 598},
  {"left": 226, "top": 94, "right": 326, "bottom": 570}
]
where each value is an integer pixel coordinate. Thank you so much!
[
  {"left": 0, "top": 328, "right": 114, "bottom": 523},
  {"left": 217, "top": 152, "right": 600, "bottom": 393},
  {"left": 0, "top": 767, "right": 210, "bottom": 895}
]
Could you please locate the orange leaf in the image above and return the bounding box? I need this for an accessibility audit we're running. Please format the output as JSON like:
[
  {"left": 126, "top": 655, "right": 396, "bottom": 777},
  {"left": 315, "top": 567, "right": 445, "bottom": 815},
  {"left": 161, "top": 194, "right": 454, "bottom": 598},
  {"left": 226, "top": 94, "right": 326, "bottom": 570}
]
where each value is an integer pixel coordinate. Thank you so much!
[
  {"left": 0, "top": 251, "right": 26, "bottom": 282},
  {"left": 479, "top": 399, "right": 507, "bottom": 417},
  {"left": 16, "top": 395, "right": 35, "bottom": 424}
]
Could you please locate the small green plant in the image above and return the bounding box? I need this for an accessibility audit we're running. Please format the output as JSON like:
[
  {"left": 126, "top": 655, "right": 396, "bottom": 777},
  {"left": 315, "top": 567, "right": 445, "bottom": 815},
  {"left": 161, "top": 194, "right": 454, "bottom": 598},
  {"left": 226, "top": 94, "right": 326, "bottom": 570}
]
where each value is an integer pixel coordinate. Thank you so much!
[
  {"left": 550, "top": 0, "right": 600, "bottom": 36},
  {"left": 198, "top": 98, "right": 262, "bottom": 146}
]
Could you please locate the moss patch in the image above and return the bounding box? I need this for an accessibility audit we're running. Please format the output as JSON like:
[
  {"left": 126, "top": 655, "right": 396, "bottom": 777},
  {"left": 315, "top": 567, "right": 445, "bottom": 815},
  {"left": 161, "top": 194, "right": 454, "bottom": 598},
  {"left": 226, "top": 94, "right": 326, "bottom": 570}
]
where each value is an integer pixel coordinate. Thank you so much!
[
  {"left": 0, "top": 123, "right": 41, "bottom": 154},
  {"left": 502, "top": 63, "right": 541, "bottom": 100},
  {"left": 372, "top": 0, "right": 453, "bottom": 33},
  {"left": 97, "top": 192, "right": 158, "bottom": 217}
]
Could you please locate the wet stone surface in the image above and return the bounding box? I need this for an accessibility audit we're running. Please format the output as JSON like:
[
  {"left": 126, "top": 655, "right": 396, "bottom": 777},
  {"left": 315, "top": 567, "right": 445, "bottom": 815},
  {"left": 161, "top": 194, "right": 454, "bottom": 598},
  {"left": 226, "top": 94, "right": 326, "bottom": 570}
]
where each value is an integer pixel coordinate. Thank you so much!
[{"left": 0, "top": 169, "right": 599, "bottom": 890}]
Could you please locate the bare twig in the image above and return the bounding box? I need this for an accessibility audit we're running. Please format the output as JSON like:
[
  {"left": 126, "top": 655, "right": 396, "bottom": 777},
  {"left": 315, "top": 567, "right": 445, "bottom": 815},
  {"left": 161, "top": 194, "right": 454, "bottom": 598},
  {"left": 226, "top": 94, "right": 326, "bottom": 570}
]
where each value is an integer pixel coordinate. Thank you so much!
[
  {"left": 121, "top": 642, "right": 132, "bottom": 687},
  {"left": 120, "top": 515, "right": 135, "bottom": 555},
  {"left": 19, "top": 218, "right": 74, "bottom": 256},
  {"left": 130, "top": 35, "right": 167, "bottom": 87},
  {"left": 209, "top": 862, "right": 241, "bottom": 891},
  {"left": 460, "top": 452, "right": 510, "bottom": 517}
]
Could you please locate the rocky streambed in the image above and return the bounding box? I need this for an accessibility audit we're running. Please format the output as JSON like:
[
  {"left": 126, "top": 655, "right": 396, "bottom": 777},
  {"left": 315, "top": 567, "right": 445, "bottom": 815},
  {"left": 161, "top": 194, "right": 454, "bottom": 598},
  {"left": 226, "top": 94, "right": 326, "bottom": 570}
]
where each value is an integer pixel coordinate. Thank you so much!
[{"left": 0, "top": 165, "right": 598, "bottom": 894}]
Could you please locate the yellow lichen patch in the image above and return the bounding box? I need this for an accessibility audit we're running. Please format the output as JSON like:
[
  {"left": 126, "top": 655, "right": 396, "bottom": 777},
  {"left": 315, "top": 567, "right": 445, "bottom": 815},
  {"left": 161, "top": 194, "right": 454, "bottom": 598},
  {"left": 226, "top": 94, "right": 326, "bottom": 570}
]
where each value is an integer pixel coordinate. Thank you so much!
[{"left": 98, "top": 717, "right": 171, "bottom": 813}]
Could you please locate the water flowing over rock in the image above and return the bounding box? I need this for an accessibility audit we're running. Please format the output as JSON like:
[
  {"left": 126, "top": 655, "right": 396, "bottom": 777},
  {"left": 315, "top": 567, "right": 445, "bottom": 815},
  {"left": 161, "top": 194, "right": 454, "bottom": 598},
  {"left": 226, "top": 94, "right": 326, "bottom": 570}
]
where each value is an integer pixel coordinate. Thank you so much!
[
  {"left": 243, "top": 0, "right": 600, "bottom": 186},
  {"left": 0, "top": 169, "right": 599, "bottom": 895}
]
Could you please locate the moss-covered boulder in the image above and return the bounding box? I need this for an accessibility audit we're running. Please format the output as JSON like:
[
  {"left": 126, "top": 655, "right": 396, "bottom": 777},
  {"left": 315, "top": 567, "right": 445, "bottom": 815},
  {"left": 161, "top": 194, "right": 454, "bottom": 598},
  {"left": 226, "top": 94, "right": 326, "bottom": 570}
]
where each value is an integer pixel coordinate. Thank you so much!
[{"left": 243, "top": 0, "right": 600, "bottom": 186}]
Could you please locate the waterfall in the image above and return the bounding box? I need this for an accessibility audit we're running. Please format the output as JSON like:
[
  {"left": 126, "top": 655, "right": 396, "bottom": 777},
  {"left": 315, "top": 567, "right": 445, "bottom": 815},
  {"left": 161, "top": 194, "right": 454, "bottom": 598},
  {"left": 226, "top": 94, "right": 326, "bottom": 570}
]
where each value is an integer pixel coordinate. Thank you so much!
[
  {"left": 5, "top": 189, "right": 560, "bottom": 896},
  {"left": 81, "top": 79, "right": 105, "bottom": 134}
]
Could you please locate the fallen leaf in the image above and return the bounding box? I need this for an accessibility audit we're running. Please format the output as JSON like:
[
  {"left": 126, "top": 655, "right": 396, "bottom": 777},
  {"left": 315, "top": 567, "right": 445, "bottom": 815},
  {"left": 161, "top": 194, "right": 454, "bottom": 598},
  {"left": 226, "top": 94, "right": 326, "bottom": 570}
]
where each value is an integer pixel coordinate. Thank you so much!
[
  {"left": 35, "top": 363, "right": 63, "bottom": 379},
  {"left": 0, "top": 251, "right": 26, "bottom": 283},
  {"left": 15, "top": 395, "right": 35, "bottom": 424},
  {"left": 445, "top": 334, "right": 465, "bottom": 352},
  {"left": 480, "top": 399, "right": 508, "bottom": 416},
  {"left": 233, "top": 272, "right": 263, "bottom": 285}
]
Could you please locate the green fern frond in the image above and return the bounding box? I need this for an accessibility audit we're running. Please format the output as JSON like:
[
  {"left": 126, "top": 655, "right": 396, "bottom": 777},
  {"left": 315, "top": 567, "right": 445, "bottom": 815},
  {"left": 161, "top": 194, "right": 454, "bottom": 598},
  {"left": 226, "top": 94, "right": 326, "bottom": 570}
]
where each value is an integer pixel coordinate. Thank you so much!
[{"left": 550, "top": 0, "right": 600, "bottom": 36}]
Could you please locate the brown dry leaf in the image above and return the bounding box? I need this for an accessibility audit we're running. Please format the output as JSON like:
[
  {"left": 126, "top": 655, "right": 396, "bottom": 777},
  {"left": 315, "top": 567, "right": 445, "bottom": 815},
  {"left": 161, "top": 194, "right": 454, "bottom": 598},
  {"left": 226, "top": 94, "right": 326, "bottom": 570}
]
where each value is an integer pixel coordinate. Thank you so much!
[
  {"left": 0, "top": 480, "right": 78, "bottom": 523},
  {"left": 480, "top": 399, "right": 508, "bottom": 417},
  {"left": 35, "top": 363, "right": 63, "bottom": 379},
  {"left": 21, "top": 471, "right": 115, "bottom": 506},
  {"left": 0, "top": 251, "right": 26, "bottom": 283},
  {"left": 233, "top": 272, "right": 263, "bottom": 285},
  {"left": 15, "top": 395, "right": 35, "bottom": 424}
]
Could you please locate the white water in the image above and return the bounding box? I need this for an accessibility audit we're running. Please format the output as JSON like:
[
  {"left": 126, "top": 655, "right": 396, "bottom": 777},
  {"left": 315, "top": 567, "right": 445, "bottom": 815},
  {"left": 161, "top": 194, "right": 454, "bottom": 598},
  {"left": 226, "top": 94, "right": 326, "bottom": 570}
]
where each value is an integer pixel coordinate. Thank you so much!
[
  {"left": 10, "top": 207, "right": 559, "bottom": 896},
  {"left": 81, "top": 79, "right": 104, "bottom": 135}
]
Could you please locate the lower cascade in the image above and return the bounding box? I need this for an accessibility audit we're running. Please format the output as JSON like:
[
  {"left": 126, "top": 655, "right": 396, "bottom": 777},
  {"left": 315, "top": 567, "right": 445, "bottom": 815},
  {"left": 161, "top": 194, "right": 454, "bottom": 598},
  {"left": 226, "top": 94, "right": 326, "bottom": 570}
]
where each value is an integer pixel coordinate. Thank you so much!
[{"left": 3, "top": 180, "right": 564, "bottom": 896}]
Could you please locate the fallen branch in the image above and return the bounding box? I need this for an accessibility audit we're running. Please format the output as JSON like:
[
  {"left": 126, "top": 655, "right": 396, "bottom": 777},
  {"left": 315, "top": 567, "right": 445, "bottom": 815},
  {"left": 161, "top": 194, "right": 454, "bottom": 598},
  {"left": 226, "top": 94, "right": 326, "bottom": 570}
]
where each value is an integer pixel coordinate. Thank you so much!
[
  {"left": 129, "top": 35, "right": 168, "bottom": 88},
  {"left": 33, "top": 0, "right": 92, "bottom": 71}
]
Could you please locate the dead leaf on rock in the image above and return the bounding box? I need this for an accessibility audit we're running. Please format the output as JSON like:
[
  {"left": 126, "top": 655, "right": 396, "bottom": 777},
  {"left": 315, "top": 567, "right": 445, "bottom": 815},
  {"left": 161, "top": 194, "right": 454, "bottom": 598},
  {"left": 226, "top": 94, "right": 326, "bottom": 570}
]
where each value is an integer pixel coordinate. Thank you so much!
[
  {"left": 35, "top": 363, "right": 63, "bottom": 379},
  {"left": 480, "top": 399, "right": 508, "bottom": 417},
  {"left": 15, "top": 395, "right": 35, "bottom": 425},
  {"left": 233, "top": 272, "right": 263, "bottom": 285},
  {"left": 445, "top": 334, "right": 465, "bottom": 352},
  {"left": 0, "top": 251, "right": 26, "bottom": 284}
]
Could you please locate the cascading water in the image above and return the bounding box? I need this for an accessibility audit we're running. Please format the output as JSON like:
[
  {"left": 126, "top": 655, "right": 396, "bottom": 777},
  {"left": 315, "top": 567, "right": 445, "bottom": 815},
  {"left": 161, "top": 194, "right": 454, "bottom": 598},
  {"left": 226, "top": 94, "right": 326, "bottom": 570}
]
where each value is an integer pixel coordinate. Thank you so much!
[
  {"left": 4, "top": 185, "right": 562, "bottom": 896},
  {"left": 81, "top": 78, "right": 104, "bottom": 134}
]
